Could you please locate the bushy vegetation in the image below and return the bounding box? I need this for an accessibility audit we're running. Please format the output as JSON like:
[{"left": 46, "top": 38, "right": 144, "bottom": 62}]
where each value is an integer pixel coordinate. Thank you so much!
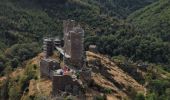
[
  {"left": 82, "top": 0, "right": 156, "bottom": 18},
  {"left": 0, "top": 64, "right": 38, "bottom": 100},
  {"left": 5, "top": 43, "right": 40, "bottom": 66},
  {"left": 85, "top": 33, "right": 170, "bottom": 65},
  {"left": 0, "top": 0, "right": 153, "bottom": 73},
  {"left": 128, "top": 0, "right": 170, "bottom": 42},
  {"left": 126, "top": 1, "right": 170, "bottom": 98},
  {"left": 0, "top": 0, "right": 59, "bottom": 73}
]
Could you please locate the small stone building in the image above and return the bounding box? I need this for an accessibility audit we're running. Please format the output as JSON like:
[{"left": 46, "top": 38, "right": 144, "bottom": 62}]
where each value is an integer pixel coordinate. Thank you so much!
[{"left": 40, "top": 58, "right": 60, "bottom": 78}]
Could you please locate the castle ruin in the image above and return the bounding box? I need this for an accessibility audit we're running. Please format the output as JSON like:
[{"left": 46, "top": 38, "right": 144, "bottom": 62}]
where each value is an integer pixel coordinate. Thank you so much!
[{"left": 40, "top": 20, "right": 91, "bottom": 97}]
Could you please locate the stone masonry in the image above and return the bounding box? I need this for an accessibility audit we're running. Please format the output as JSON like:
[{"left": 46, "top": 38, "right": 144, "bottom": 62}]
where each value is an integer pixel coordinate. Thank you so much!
[
  {"left": 63, "top": 20, "right": 84, "bottom": 68},
  {"left": 40, "top": 58, "right": 60, "bottom": 78},
  {"left": 40, "top": 20, "right": 91, "bottom": 97}
]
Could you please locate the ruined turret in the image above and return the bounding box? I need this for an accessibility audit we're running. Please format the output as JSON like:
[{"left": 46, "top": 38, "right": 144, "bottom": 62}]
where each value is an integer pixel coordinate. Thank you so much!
[{"left": 43, "top": 38, "right": 54, "bottom": 58}]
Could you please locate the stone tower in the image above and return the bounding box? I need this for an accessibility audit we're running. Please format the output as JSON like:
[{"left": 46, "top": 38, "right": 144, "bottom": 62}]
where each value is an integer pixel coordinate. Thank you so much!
[
  {"left": 43, "top": 38, "right": 54, "bottom": 58},
  {"left": 63, "top": 20, "right": 84, "bottom": 68}
]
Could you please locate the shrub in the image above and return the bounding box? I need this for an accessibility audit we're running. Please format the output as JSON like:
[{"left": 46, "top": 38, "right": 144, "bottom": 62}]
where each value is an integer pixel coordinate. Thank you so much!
[{"left": 135, "top": 93, "right": 145, "bottom": 100}]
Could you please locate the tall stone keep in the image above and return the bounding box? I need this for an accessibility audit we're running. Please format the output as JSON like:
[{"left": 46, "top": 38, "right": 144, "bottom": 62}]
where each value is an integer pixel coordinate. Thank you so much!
[
  {"left": 63, "top": 20, "right": 84, "bottom": 68},
  {"left": 43, "top": 38, "right": 54, "bottom": 58}
]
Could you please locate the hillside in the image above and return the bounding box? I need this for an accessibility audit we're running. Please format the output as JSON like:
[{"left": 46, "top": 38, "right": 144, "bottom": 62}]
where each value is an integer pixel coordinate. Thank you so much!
[
  {"left": 125, "top": 0, "right": 170, "bottom": 65},
  {"left": 1, "top": 0, "right": 170, "bottom": 100},
  {"left": 86, "top": 51, "right": 145, "bottom": 99},
  {"left": 128, "top": 0, "right": 170, "bottom": 42},
  {"left": 73, "top": 0, "right": 156, "bottom": 18},
  {"left": 126, "top": 1, "right": 170, "bottom": 99},
  {"left": 0, "top": 0, "right": 156, "bottom": 76},
  {"left": 1, "top": 51, "right": 170, "bottom": 99},
  {"left": 0, "top": 51, "right": 146, "bottom": 100}
]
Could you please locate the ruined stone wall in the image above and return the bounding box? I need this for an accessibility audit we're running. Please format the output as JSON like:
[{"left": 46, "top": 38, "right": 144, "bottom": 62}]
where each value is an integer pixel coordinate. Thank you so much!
[
  {"left": 40, "top": 59, "right": 60, "bottom": 78},
  {"left": 64, "top": 31, "right": 71, "bottom": 56},
  {"left": 52, "top": 75, "right": 81, "bottom": 96},
  {"left": 63, "top": 20, "right": 75, "bottom": 34}
]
